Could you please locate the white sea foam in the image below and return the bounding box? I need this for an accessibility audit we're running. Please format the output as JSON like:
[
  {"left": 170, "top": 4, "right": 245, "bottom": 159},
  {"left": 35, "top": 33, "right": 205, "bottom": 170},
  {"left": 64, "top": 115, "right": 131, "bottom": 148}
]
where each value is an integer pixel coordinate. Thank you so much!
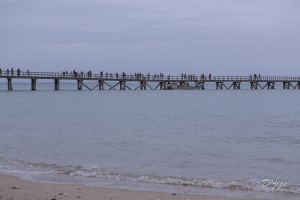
[{"left": 1, "top": 156, "right": 300, "bottom": 195}]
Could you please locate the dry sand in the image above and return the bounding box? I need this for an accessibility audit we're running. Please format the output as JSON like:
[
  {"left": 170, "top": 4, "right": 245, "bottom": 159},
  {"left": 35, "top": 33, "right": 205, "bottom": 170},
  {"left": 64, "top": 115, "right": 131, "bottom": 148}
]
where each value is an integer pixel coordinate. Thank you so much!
[{"left": 0, "top": 174, "right": 263, "bottom": 200}]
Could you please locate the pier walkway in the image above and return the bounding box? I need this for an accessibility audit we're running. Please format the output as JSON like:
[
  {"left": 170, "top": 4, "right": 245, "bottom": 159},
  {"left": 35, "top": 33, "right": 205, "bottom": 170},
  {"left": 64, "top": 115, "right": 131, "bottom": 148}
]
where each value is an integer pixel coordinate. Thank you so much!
[{"left": 1, "top": 71, "right": 300, "bottom": 90}]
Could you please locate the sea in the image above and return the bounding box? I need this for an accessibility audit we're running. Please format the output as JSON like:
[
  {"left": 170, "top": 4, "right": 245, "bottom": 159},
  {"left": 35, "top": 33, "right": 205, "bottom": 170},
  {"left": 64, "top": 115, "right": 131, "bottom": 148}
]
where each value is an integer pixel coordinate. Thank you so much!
[{"left": 0, "top": 81, "right": 300, "bottom": 200}]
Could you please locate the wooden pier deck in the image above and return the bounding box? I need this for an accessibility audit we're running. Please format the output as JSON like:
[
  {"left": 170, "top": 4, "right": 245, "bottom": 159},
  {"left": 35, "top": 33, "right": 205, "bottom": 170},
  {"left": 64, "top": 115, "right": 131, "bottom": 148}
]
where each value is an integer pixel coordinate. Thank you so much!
[{"left": 1, "top": 71, "right": 300, "bottom": 90}]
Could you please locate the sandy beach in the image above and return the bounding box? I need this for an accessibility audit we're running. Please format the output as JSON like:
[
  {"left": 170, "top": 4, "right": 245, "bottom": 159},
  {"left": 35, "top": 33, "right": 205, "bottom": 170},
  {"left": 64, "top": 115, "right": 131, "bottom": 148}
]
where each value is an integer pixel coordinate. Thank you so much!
[{"left": 0, "top": 174, "right": 266, "bottom": 200}]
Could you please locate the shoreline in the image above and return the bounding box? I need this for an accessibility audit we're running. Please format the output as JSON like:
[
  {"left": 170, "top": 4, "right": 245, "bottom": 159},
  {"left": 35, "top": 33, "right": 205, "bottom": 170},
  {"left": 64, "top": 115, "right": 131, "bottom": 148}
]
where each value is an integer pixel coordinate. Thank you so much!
[{"left": 0, "top": 174, "right": 265, "bottom": 200}]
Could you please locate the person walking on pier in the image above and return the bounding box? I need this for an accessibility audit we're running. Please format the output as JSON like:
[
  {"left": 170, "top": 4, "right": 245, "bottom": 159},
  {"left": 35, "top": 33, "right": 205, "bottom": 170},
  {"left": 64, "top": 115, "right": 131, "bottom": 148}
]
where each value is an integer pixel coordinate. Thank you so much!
[
  {"left": 254, "top": 74, "right": 257, "bottom": 80},
  {"left": 87, "top": 70, "right": 92, "bottom": 78},
  {"left": 201, "top": 73, "right": 204, "bottom": 80},
  {"left": 209, "top": 74, "right": 211, "bottom": 80},
  {"left": 0, "top": 68, "right": 2, "bottom": 75},
  {"left": 73, "top": 70, "right": 78, "bottom": 78},
  {"left": 11, "top": 68, "right": 14, "bottom": 75},
  {"left": 17, "top": 68, "right": 20, "bottom": 76}
]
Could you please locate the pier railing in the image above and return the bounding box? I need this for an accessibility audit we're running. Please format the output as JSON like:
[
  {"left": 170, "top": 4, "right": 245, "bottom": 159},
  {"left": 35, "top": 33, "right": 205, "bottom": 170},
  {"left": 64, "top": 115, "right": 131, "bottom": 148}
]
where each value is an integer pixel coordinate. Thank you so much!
[{"left": 1, "top": 71, "right": 300, "bottom": 82}]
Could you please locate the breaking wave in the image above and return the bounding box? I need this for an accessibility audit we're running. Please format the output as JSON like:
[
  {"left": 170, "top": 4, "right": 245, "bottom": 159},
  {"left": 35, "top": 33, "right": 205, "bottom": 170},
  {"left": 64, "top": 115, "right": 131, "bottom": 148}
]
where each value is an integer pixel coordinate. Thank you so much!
[{"left": 1, "top": 156, "right": 299, "bottom": 195}]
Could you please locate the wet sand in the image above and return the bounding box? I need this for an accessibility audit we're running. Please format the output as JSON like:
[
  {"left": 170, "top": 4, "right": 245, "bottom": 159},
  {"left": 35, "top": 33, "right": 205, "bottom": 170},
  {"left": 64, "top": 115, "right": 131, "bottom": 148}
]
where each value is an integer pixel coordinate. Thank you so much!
[{"left": 0, "top": 174, "right": 265, "bottom": 200}]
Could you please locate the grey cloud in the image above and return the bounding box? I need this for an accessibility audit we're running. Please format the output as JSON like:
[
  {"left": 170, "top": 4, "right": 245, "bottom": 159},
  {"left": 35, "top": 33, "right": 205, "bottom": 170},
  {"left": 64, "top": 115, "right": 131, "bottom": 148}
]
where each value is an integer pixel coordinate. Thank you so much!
[{"left": 0, "top": 0, "right": 300, "bottom": 75}]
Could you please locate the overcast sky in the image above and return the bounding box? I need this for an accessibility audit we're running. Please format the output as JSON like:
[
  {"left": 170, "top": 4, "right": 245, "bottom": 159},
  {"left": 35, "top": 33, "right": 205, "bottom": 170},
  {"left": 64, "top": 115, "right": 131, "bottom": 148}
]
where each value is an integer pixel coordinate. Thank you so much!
[{"left": 1, "top": 0, "right": 300, "bottom": 75}]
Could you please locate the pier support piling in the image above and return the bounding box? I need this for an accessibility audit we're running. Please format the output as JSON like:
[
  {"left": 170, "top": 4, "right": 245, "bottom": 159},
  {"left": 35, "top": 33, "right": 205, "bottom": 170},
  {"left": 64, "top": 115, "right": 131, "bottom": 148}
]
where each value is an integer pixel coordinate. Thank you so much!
[
  {"left": 283, "top": 82, "right": 290, "bottom": 89},
  {"left": 267, "top": 82, "right": 275, "bottom": 89},
  {"left": 119, "top": 81, "right": 126, "bottom": 90},
  {"left": 140, "top": 81, "right": 147, "bottom": 90},
  {"left": 77, "top": 80, "right": 83, "bottom": 90},
  {"left": 54, "top": 79, "right": 60, "bottom": 90},
  {"left": 31, "top": 78, "right": 36, "bottom": 91},
  {"left": 98, "top": 80, "right": 104, "bottom": 90},
  {"left": 7, "top": 78, "right": 13, "bottom": 91},
  {"left": 233, "top": 82, "right": 241, "bottom": 89},
  {"left": 251, "top": 82, "right": 258, "bottom": 89},
  {"left": 159, "top": 82, "right": 166, "bottom": 90},
  {"left": 216, "top": 82, "right": 223, "bottom": 89}
]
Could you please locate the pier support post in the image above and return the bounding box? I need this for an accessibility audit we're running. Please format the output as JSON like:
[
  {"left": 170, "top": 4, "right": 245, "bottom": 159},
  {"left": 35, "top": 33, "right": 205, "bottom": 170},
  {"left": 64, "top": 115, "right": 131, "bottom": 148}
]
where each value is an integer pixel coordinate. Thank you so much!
[
  {"left": 250, "top": 82, "right": 258, "bottom": 89},
  {"left": 31, "top": 78, "right": 36, "bottom": 91},
  {"left": 216, "top": 82, "right": 223, "bottom": 89},
  {"left": 54, "top": 79, "right": 60, "bottom": 90},
  {"left": 98, "top": 80, "right": 104, "bottom": 90},
  {"left": 283, "top": 82, "right": 290, "bottom": 89},
  {"left": 7, "top": 78, "right": 13, "bottom": 91},
  {"left": 77, "top": 80, "right": 83, "bottom": 90},
  {"left": 140, "top": 81, "right": 146, "bottom": 90},
  {"left": 159, "top": 82, "right": 166, "bottom": 90},
  {"left": 119, "top": 81, "right": 126, "bottom": 90},
  {"left": 267, "top": 82, "right": 275, "bottom": 89},
  {"left": 233, "top": 82, "right": 241, "bottom": 89}
]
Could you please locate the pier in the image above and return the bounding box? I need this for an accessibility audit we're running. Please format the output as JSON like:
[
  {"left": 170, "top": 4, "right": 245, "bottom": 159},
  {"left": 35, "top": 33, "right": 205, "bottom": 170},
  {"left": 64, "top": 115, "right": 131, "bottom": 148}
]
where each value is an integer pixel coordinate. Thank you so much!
[{"left": 1, "top": 71, "right": 300, "bottom": 91}]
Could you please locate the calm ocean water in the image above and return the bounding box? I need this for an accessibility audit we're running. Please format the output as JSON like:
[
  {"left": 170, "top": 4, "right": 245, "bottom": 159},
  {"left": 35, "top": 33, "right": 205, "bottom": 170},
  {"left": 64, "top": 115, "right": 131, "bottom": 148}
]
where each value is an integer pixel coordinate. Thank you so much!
[{"left": 0, "top": 82, "right": 300, "bottom": 199}]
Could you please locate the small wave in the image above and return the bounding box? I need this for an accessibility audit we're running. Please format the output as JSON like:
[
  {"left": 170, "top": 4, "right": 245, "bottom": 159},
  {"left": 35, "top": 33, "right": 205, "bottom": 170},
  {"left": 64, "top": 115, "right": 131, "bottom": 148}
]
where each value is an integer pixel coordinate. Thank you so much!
[{"left": 1, "top": 156, "right": 300, "bottom": 195}]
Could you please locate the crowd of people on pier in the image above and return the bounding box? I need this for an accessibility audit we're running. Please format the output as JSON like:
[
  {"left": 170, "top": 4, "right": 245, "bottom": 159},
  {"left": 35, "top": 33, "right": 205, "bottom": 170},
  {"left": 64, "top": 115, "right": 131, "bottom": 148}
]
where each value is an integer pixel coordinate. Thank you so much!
[
  {"left": 1, "top": 68, "right": 263, "bottom": 82},
  {"left": 0, "top": 68, "right": 25, "bottom": 76},
  {"left": 0, "top": 68, "right": 215, "bottom": 81},
  {"left": 250, "top": 73, "right": 261, "bottom": 80},
  {"left": 60, "top": 70, "right": 171, "bottom": 80},
  {"left": 67, "top": 71, "right": 213, "bottom": 81}
]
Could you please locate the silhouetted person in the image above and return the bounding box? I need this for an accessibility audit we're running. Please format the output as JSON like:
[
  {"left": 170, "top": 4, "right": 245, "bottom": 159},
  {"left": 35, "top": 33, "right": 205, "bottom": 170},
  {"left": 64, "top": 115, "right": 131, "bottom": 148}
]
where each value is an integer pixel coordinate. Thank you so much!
[
  {"left": 17, "top": 68, "right": 20, "bottom": 76},
  {"left": 201, "top": 73, "right": 204, "bottom": 80}
]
